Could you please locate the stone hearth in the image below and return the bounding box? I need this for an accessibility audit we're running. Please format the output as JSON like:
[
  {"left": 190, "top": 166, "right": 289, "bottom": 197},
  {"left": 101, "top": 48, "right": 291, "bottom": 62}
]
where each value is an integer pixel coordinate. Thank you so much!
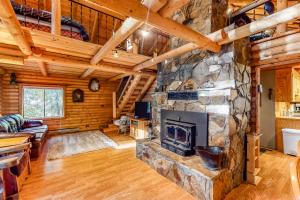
[{"left": 137, "top": 140, "right": 228, "bottom": 200}]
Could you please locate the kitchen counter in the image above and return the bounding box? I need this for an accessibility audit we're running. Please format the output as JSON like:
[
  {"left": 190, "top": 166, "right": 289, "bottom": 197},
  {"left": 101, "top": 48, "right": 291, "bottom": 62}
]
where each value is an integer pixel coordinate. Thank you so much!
[
  {"left": 275, "top": 117, "right": 300, "bottom": 152},
  {"left": 276, "top": 116, "right": 300, "bottom": 120}
]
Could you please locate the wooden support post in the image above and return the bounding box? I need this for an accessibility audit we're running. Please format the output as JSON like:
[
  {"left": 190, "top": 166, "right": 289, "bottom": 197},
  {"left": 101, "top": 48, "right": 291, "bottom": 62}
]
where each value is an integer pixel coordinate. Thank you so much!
[
  {"left": 247, "top": 67, "right": 261, "bottom": 185},
  {"left": 113, "top": 92, "right": 117, "bottom": 119},
  {"left": 38, "top": 61, "right": 48, "bottom": 77},
  {"left": 0, "top": 0, "right": 32, "bottom": 55},
  {"left": 276, "top": 0, "right": 288, "bottom": 35},
  {"left": 51, "top": 0, "right": 61, "bottom": 35},
  {"left": 132, "top": 38, "right": 139, "bottom": 54}
]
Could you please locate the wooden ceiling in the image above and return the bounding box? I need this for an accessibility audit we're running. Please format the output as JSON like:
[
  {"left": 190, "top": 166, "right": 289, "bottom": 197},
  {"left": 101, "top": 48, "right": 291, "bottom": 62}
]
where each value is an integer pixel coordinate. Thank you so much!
[{"left": 1, "top": 0, "right": 300, "bottom": 79}]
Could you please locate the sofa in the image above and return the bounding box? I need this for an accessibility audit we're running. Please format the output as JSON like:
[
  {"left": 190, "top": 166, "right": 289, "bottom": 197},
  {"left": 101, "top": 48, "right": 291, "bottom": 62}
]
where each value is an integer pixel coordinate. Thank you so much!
[{"left": 0, "top": 114, "right": 48, "bottom": 158}]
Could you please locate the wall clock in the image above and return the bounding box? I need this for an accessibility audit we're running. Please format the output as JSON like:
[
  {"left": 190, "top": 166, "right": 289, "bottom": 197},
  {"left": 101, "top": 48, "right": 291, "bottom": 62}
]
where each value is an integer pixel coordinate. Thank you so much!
[{"left": 89, "top": 78, "right": 100, "bottom": 92}]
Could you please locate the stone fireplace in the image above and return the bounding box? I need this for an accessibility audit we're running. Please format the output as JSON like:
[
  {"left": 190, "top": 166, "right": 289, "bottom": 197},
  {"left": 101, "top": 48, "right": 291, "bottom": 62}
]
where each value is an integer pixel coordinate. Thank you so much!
[
  {"left": 136, "top": 0, "right": 251, "bottom": 199},
  {"left": 161, "top": 109, "right": 208, "bottom": 156}
]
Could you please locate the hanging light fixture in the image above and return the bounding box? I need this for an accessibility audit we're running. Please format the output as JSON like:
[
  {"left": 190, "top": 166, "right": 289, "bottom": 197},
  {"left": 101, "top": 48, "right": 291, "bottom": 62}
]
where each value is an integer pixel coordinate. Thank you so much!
[
  {"left": 141, "top": 29, "right": 149, "bottom": 38},
  {"left": 113, "top": 50, "right": 119, "bottom": 58},
  {"left": 10, "top": 73, "right": 17, "bottom": 85}
]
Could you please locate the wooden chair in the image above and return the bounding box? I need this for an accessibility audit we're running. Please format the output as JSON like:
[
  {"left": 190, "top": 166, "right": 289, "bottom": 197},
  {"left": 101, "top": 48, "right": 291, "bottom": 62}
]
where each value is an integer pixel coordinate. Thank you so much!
[
  {"left": 0, "top": 142, "right": 31, "bottom": 199},
  {"left": 291, "top": 141, "right": 300, "bottom": 200}
]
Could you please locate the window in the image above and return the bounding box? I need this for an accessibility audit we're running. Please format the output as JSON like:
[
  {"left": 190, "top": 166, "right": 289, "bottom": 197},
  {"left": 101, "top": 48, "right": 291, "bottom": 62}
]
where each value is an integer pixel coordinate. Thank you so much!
[{"left": 23, "top": 86, "right": 64, "bottom": 119}]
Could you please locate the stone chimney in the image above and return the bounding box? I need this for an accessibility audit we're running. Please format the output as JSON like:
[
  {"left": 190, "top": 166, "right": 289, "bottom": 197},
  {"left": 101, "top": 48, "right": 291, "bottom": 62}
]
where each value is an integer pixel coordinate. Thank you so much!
[{"left": 151, "top": 0, "right": 251, "bottom": 195}]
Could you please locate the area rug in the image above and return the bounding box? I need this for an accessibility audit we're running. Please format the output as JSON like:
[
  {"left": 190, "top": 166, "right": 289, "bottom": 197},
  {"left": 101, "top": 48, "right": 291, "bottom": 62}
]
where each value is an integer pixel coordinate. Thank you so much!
[{"left": 47, "top": 130, "right": 117, "bottom": 160}]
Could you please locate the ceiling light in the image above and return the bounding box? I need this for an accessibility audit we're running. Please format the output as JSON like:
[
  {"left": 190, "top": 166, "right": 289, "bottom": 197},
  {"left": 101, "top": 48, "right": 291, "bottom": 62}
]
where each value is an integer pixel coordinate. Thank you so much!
[
  {"left": 126, "top": 39, "right": 133, "bottom": 50},
  {"left": 164, "top": 60, "right": 168, "bottom": 64},
  {"left": 113, "top": 50, "right": 119, "bottom": 58},
  {"left": 141, "top": 30, "right": 149, "bottom": 37}
]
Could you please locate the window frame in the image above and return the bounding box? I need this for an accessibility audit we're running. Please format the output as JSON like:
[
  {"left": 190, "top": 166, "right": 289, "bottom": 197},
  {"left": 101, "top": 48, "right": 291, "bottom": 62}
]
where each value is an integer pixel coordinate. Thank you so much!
[{"left": 20, "top": 84, "right": 65, "bottom": 120}]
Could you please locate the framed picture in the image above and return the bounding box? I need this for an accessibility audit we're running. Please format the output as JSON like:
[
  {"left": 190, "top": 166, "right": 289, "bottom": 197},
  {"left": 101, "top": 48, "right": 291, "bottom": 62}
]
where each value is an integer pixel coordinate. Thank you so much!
[
  {"left": 72, "top": 89, "right": 84, "bottom": 102},
  {"left": 89, "top": 78, "right": 100, "bottom": 92}
]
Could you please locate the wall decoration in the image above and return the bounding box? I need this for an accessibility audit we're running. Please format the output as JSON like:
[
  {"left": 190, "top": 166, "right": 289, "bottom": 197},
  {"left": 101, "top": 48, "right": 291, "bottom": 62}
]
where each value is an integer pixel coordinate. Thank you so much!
[
  {"left": 72, "top": 89, "right": 84, "bottom": 102},
  {"left": 89, "top": 78, "right": 100, "bottom": 92}
]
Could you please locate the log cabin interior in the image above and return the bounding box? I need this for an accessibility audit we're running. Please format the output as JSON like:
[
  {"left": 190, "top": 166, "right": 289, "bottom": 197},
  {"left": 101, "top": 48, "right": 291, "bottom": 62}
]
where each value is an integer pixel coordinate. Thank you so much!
[{"left": 0, "top": 0, "right": 300, "bottom": 199}]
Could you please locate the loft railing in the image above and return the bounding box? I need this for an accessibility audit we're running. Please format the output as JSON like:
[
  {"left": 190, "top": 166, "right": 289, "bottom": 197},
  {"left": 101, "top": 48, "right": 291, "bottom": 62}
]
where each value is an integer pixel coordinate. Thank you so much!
[{"left": 10, "top": 0, "right": 170, "bottom": 56}]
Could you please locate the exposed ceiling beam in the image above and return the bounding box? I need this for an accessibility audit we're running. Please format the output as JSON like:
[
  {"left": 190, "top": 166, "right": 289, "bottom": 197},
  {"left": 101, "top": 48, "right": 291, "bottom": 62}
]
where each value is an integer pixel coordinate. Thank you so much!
[
  {"left": 219, "top": 3, "right": 300, "bottom": 45},
  {"left": 81, "top": 0, "right": 168, "bottom": 79},
  {"left": 26, "top": 55, "right": 156, "bottom": 76},
  {"left": 134, "top": 3, "right": 300, "bottom": 71},
  {"left": 0, "top": 0, "right": 32, "bottom": 55},
  {"left": 51, "top": 0, "right": 61, "bottom": 35},
  {"left": 90, "top": 18, "right": 143, "bottom": 66},
  {"left": 158, "top": 0, "right": 190, "bottom": 17},
  {"left": 133, "top": 29, "right": 227, "bottom": 71},
  {"left": 84, "top": 0, "right": 220, "bottom": 52},
  {"left": 38, "top": 61, "right": 48, "bottom": 76}
]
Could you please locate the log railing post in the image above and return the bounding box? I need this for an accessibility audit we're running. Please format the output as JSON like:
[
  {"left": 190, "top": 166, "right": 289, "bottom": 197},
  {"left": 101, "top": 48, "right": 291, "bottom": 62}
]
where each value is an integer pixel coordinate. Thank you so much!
[
  {"left": 112, "top": 92, "right": 117, "bottom": 119},
  {"left": 51, "top": 0, "right": 61, "bottom": 35}
]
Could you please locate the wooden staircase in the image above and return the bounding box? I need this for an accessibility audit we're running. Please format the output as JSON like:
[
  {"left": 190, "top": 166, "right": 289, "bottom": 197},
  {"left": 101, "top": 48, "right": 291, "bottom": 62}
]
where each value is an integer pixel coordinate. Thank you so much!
[{"left": 117, "top": 75, "right": 156, "bottom": 116}]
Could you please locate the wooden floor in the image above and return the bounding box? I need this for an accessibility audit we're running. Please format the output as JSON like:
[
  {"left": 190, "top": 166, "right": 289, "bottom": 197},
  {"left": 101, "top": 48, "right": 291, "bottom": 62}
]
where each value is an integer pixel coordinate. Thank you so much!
[
  {"left": 19, "top": 135, "right": 194, "bottom": 200},
  {"left": 225, "top": 150, "right": 296, "bottom": 200},
  {"left": 19, "top": 135, "right": 296, "bottom": 200}
]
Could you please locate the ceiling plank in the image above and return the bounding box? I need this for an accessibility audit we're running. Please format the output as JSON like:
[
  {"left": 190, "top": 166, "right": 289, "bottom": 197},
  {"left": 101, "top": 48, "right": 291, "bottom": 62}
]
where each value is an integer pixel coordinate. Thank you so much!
[
  {"left": 81, "top": 0, "right": 168, "bottom": 79},
  {"left": 51, "top": 0, "right": 61, "bottom": 35},
  {"left": 0, "top": 0, "right": 32, "bottom": 55},
  {"left": 84, "top": 0, "right": 220, "bottom": 52},
  {"left": 158, "top": 0, "right": 190, "bottom": 17}
]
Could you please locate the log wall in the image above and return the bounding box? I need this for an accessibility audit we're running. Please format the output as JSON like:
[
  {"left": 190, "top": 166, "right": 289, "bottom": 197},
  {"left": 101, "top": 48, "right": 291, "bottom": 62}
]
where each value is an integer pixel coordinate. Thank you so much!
[{"left": 1, "top": 71, "right": 118, "bottom": 131}]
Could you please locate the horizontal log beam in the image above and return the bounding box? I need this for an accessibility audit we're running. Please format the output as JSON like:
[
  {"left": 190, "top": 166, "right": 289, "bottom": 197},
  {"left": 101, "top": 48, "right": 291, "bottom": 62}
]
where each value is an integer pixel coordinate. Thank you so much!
[
  {"left": 0, "top": 0, "right": 32, "bottom": 55},
  {"left": 219, "top": 3, "right": 300, "bottom": 45},
  {"left": 86, "top": 0, "right": 220, "bottom": 52},
  {"left": 26, "top": 55, "right": 156, "bottom": 76},
  {"left": 252, "top": 41, "right": 300, "bottom": 60},
  {"left": 0, "top": 54, "right": 24, "bottom": 65}
]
